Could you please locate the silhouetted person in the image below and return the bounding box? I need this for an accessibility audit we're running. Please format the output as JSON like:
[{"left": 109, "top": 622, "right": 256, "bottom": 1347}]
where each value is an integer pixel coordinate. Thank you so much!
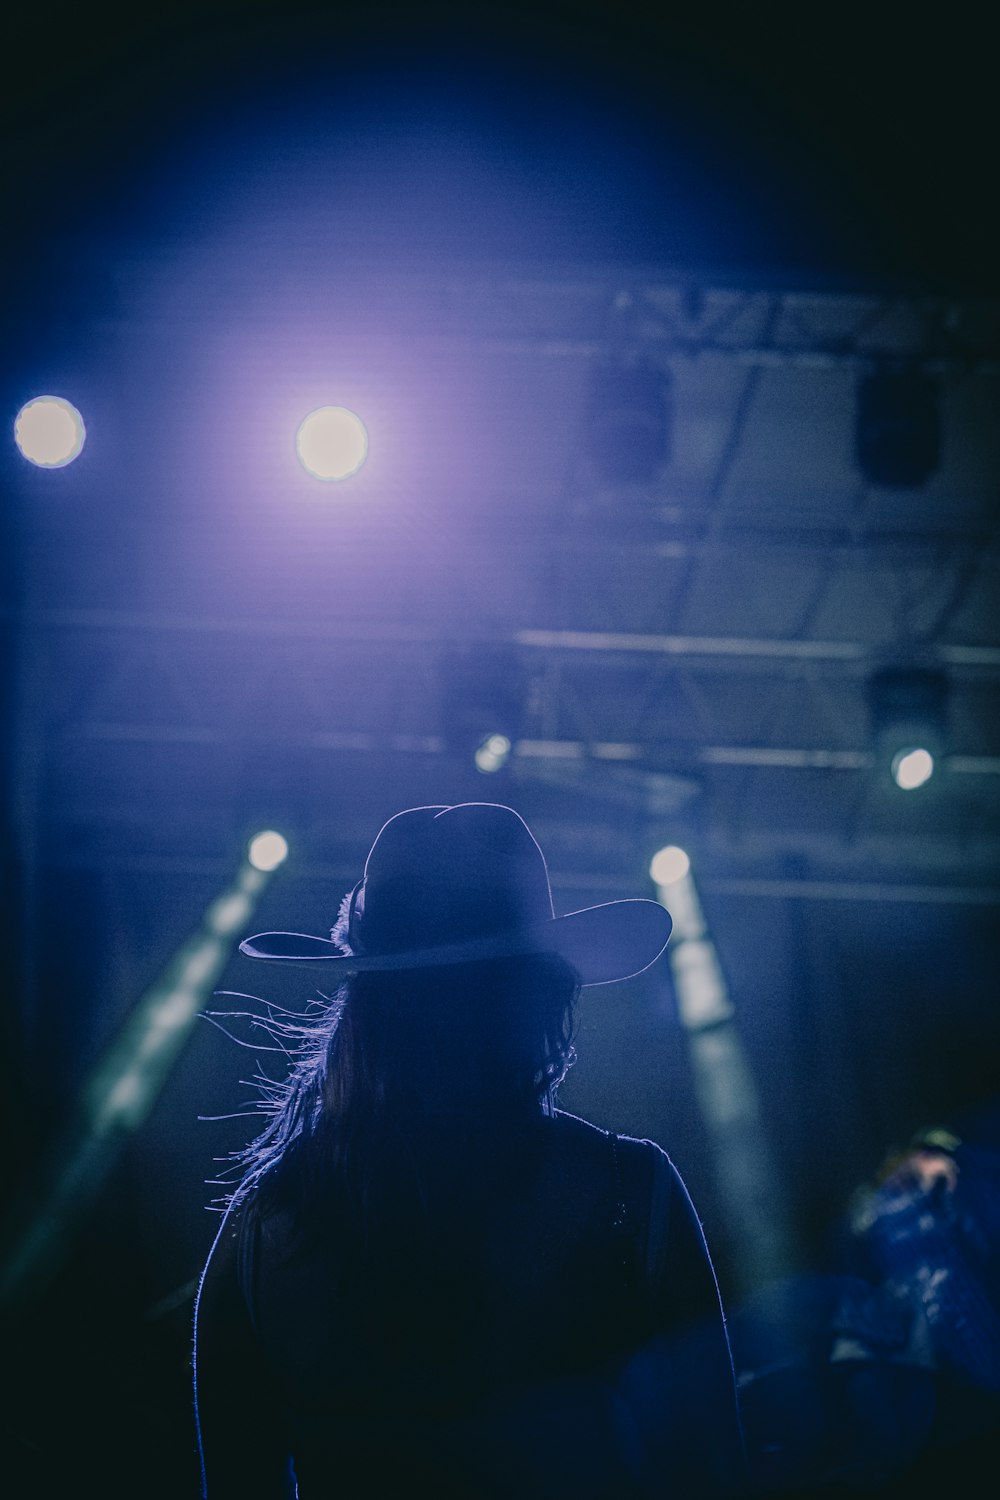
[{"left": 194, "top": 803, "right": 745, "bottom": 1497}]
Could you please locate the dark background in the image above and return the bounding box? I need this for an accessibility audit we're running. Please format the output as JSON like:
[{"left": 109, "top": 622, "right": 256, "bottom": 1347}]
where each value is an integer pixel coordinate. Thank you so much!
[
  {"left": 3, "top": 3, "right": 998, "bottom": 288},
  {"left": 2, "top": 4, "right": 998, "bottom": 1496}
]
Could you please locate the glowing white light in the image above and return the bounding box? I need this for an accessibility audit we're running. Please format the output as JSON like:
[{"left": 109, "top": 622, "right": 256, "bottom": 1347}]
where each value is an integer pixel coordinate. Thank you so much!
[
  {"left": 295, "top": 406, "right": 368, "bottom": 481},
  {"left": 474, "top": 733, "right": 511, "bottom": 774},
  {"left": 181, "top": 947, "right": 221, "bottom": 988},
  {"left": 650, "top": 844, "right": 691, "bottom": 886},
  {"left": 248, "top": 830, "right": 289, "bottom": 872},
  {"left": 892, "top": 747, "right": 934, "bottom": 791},
  {"left": 205, "top": 890, "right": 254, "bottom": 937},
  {"left": 14, "top": 395, "right": 86, "bottom": 468}
]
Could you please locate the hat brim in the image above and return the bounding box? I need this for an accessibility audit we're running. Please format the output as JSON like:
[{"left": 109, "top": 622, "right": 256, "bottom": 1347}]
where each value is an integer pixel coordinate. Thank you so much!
[{"left": 240, "top": 898, "right": 671, "bottom": 988}]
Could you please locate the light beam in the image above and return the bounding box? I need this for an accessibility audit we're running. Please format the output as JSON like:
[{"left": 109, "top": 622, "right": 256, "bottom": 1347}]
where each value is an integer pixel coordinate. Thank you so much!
[{"left": 0, "top": 850, "right": 279, "bottom": 1309}]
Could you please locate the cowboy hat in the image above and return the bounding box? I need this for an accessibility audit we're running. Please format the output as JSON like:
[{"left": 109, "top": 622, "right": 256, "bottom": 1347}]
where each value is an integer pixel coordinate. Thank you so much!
[{"left": 240, "top": 802, "right": 672, "bottom": 987}]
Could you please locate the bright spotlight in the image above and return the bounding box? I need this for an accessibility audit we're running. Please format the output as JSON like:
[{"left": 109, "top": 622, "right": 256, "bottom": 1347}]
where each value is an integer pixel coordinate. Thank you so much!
[
  {"left": 868, "top": 666, "right": 948, "bottom": 787},
  {"left": 650, "top": 845, "right": 691, "bottom": 886},
  {"left": 14, "top": 395, "right": 86, "bottom": 468},
  {"left": 891, "top": 747, "right": 935, "bottom": 791},
  {"left": 248, "top": 830, "right": 289, "bottom": 871},
  {"left": 474, "top": 733, "right": 512, "bottom": 774},
  {"left": 295, "top": 406, "right": 368, "bottom": 481}
]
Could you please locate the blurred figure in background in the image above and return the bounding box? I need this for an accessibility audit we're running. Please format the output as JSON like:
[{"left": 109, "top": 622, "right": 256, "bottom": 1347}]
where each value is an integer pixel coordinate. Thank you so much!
[
  {"left": 731, "top": 1105, "right": 1000, "bottom": 1496},
  {"left": 844, "top": 1116, "right": 1000, "bottom": 1469}
]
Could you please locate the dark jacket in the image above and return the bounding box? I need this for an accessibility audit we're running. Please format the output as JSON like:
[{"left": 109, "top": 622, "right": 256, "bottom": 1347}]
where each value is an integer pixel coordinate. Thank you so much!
[{"left": 194, "top": 1109, "right": 745, "bottom": 1498}]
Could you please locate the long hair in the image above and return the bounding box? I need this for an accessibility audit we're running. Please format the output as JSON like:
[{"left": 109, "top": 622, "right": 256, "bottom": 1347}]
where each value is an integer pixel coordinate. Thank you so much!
[{"left": 229, "top": 937, "right": 580, "bottom": 1320}]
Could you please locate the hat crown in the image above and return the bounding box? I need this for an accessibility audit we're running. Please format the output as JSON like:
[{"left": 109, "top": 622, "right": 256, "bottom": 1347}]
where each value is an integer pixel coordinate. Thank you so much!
[
  {"left": 240, "top": 802, "right": 671, "bottom": 983},
  {"left": 355, "top": 804, "right": 555, "bottom": 957}
]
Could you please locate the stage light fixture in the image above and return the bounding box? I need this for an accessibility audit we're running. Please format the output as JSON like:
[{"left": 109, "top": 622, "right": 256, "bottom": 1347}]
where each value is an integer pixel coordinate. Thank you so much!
[
  {"left": 891, "top": 747, "right": 935, "bottom": 791},
  {"left": 295, "top": 405, "right": 368, "bottom": 481},
  {"left": 14, "top": 395, "right": 86, "bottom": 468},
  {"left": 248, "top": 830, "right": 289, "bottom": 871},
  {"left": 586, "top": 361, "right": 671, "bottom": 483},
  {"left": 856, "top": 369, "right": 940, "bottom": 487},
  {"left": 475, "top": 733, "right": 512, "bottom": 774},
  {"left": 868, "top": 666, "right": 948, "bottom": 789},
  {"left": 649, "top": 844, "right": 690, "bottom": 886}
]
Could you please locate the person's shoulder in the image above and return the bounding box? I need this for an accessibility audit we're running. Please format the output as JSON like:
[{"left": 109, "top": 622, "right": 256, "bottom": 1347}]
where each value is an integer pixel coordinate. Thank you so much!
[
  {"left": 551, "top": 1109, "right": 674, "bottom": 1173},
  {"left": 547, "top": 1107, "right": 620, "bottom": 1145}
]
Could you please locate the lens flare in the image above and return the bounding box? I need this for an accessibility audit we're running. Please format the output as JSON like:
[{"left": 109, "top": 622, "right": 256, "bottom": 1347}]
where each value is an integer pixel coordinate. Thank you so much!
[
  {"left": 14, "top": 395, "right": 86, "bottom": 468},
  {"left": 295, "top": 406, "right": 368, "bottom": 481}
]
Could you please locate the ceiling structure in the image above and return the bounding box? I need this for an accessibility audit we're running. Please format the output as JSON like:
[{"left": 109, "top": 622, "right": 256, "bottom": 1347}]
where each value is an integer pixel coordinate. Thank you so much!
[{"left": 11, "top": 259, "right": 999, "bottom": 902}]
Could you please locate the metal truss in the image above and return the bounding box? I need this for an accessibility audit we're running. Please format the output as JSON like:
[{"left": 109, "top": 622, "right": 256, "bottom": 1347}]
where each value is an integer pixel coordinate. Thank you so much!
[
  {"left": 9, "top": 253, "right": 999, "bottom": 889},
  {"left": 110, "top": 253, "right": 1000, "bottom": 370},
  {"left": 18, "top": 606, "right": 1000, "bottom": 789}
]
